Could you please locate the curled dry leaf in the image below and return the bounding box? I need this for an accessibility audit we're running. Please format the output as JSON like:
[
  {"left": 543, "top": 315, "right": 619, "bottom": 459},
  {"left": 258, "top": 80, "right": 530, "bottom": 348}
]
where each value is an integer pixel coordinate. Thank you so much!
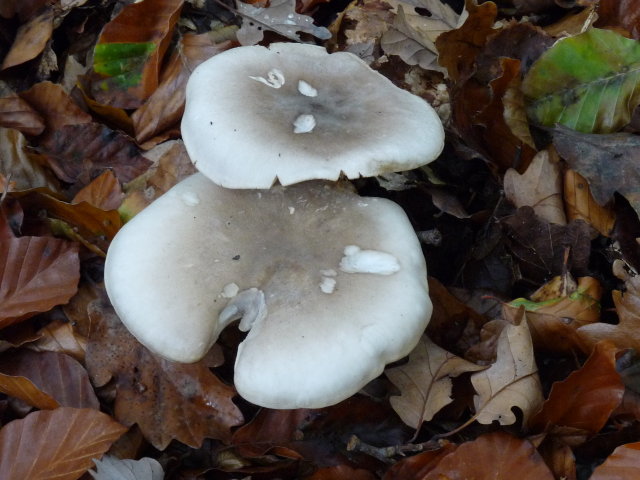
[
  {"left": 0, "top": 407, "right": 127, "bottom": 480},
  {"left": 530, "top": 341, "right": 624, "bottom": 436},
  {"left": 386, "top": 335, "right": 484, "bottom": 429},
  {"left": 0, "top": 127, "right": 58, "bottom": 191},
  {"left": 0, "top": 350, "right": 99, "bottom": 409},
  {"left": 85, "top": 297, "right": 243, "bottom": 450},
  {"left": 1, "top": 7, "right": 53, "bottom": 70},
  {"left": 504, "top": 149, "right": 567, "bottom": 225},
  {"left": 0, "top": 93, "right": 45, "bottom": 135},
  {"left": 422, "top": 431, "right": 555, "bottom": 480},
  {"left": 564, "top": 169, "right": 615, "bottom": 237},
  {"left": 471, "top": 312, "right": 544, "bottom": 426},
  {"left": 90, "top": 455, "right": 164, "bottom": 480},
  {"left": 0, "top": 233, "right": 80, "bottom": 327},
  {"left": 590, "top": 442, "right": 640, "bottom": 480},
  {"left": 0, "top": 370, "right": 59, "bottom": 410},
  {"left": 72, "top": 170, "right": 123, "bottom": 212},
  {"left": 29, "top": 320, "right": 88, "bottom": 362}
]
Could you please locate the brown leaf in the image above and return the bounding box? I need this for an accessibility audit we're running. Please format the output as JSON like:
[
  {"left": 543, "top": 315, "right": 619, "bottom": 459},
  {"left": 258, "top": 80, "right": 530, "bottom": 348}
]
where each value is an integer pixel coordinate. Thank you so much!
[
  {"left": 0, "top": 350, "right": 98, "bottom": 409},
  {"left": 36, "top": 122, "right": 151, "bottom": 187},
  {"left": 564, "top": 169, "right": 615, "bottom": 237},
  {"left": 0, "top": 407, "right": 127, "bottom": 479},
  {"left": 387, "top": 335, "right": 484, "bottom": 429},
  {"left": 422, "top": 431, "right": 555, "bottom": 480},
  {"left": 89, "top": 0, "right": 184, "bottom": 108},
  {"left": 306, "top": 465, "right": 377, "bottom": 480},
  {"left": 530, "top": 341, "right": 624, "bottom": 435},
  {"left": 471, "top": 312, "right": 544, "bottom": 425},
  {"left": 0, "top": 235, "right": 80, "bottom": 327},
  {"left": 596, "top": 0, "right": 640, "bottom": 39},
  {"left": 1, "top": 7, "right": 53, "bottom": 70},
  {"left": 500, "top": 207, "right": 591, "bottom": 283},
  {"left": 538, "top": 438, "right": 576, "bottom": 480},
  {"left": 85, "top": 297, "right": 243, "bottom": 450},
  {"left": 382, "top": 444, "right": 458, "bottom": 480},
  {"left": 0, "top": 93, "right": 45, "bottom": 135},
  {"left": 0, "top": 371, "right": 59, "bottom": 410},
  {"left": 132, "top": 35, "right": 234, "bottom": 144},
  {"left": 0, "top": 127, "right": 58, "bottom": 191},
  {"left": 19, "top": 81, "right": 92, "bottom": 134},
  {"left": 72, "top": 170, "right": 123, "bottom": 211},
  {"left": 504, "top": 149, "right": 566, "bottom": 225},
  {"left": 591, "top": 442, "right": 640, "bottom": 479},
  {"left": 29, "top": 320, "right": 87, "bottom": 361}
]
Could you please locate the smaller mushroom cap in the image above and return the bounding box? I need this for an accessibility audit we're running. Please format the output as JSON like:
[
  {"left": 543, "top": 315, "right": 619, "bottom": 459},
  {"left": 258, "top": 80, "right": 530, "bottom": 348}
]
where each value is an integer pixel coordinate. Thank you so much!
[
  {"left": 181, "top": 43, "right": 444, "bottom": 188},
  {"left": 105, "top": 174, "right": 431, "bottom": 408}
]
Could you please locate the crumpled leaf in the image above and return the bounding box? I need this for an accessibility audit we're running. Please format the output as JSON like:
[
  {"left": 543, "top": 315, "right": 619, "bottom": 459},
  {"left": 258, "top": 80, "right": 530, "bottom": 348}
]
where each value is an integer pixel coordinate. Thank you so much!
[
  {"left": 0, "top": 93, "right": 45, "bottom": 135},
  {"left": 471, "top": 312, "right": 544, "bottom": 425},
  {"left": 85, "top": 297, "right": 243, "bottom": 450},
  {"left": 387, "top": 335, "right": 484, "bottom": 429},
  {"left": 0, "top": 127, "right": 58, "bottom": 191},
  {"left": 90, "top": 455, "right": 164, "bottom": 480},
  {"left": 590, "top": 442, "right": 640, "bottom": 480},
  {"left": 1, "top": 7, "right": 53, "bottom": 70},
  {"left": 381, "top": 0, "right": 466, "bottom": 72},
  {"left": 564, "top": 169, "right": 615, "bottom": 237},
  {"left": 422, "top": 432, "right": 555, "bottom": 480},
  {"left": 29, "top": 320, "right": 88, "bottom": 362},
  {"left": 522, "top": 28, "right": 640, "bottom": 133},
  {"left": 0, "top": 231, "right": 80, "bottom": 327},
  {"left": 236, "top": 0, "right": 331, "bottom": 46},
  {"left": 504, "top": 149, "right": 567, "bottom": 225},
  {"left": 530, "top": 341, "right": 624, "bottom": 436},
  {"left": 0, "top": 407, "right": 127, "bottom": 480}
]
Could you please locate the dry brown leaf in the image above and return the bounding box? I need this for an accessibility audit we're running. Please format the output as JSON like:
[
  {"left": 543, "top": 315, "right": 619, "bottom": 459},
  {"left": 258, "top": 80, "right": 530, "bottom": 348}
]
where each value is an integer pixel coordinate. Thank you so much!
[
  {"left": 591, "top": 442, "right": 640, "bottom": 479},
  {"left": 72, "top": 170, "right": 123, "bottom": 211},
  {"left": 29, "top": 320, "right": 87, "bottom": 361},
  {"left": 329, "top": 0, "right": 394, "bottom": 52},
  {"left": 85, "top": 296, "right": 243, "bottom": 450},
  {"left": 504, "top": 149, "right": 567, "bottom": 225},
  {"left": 0, "top": 234, "right": 80, "bottom": 327},
  {"left": 529, "top": 341, "right": 624, "bottom": 435},
  {"left": 0, "top": 407, "right": 127, "bottom": 479},
  {"left": 564, "top": 169, "right": 615, "bottom": 237},
  {"left": 422, "top": 431, "right": 555, "bottom": 480},
  {"left": 0, "top": 371, "right": 59, "bottom": 410},
  {"left": 383, "top": 444, "right": 458, "bottom": 480},
  {"left": 471, "top": 312, "right": 544, "bottom": 425},
  {"left": 502, "top": 67, "right": 536, "bottom": 149},
  {"left": 596, "top": 0, "right": 640, "bottom": 39},
  {"left": 0, "top": 93, "right": 45, "bottom": 135},
  {"left": 0, "top": 350, "right": 98, "bottom": 409},
  {"left": 578, "top": 274, "right": 640, "bottom": 352},
  {"left": 0, "top": 127, "right": 58, "bottom": 191},
  {"left": 387, "top": 335, "right": 484, "bottom": 429},
  {"left": 306, "top": 465, "right": 378, "bottom": 480},
  {"left": 1, "top": 7, "right": 53, "bottom": 70},
  {"left": 132, "top": 35, "right": 234, "bottom": 144},
  {"left": 538, "top": 437, "right": 576, "bottom": 480}
]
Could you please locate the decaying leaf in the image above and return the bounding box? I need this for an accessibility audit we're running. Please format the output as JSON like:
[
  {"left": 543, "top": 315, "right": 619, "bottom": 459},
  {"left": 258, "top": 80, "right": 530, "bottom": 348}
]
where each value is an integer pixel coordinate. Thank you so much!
[
  {"left": 29, "top": 319, "right": 88, "bottom": 361},
  {"left": 471, "top": 312, "right": 544, "bottom": 425},
  {"left": 0, "top": 407, "right": 127, "bottom": 480},
  {"left": 1, "top": 7, "right": 53, "bottom": 70},
  {"left": 596, "top": 0, "right": 640, "bottom": 39},
  {"left": 0, "top": 93, "right": 45, "bottom": 135},
  {"left": 387, "top": 335, "right": 484, "bottom": 429},
  {"left": 72, "top": 170, "right": 123, "bottom": 212},
  {"left": 90, "top": 455, "right": 164, "bottom": 480},
  {"left": 85, "top": 297, "right": 243, "bottom": 450},
  {"left": 504, "top": 149, "right": 566, "bottom": 225},
  {"left": 564, "top": 169, "right": 615, "bottom": 237},
  {"left": 590, "top": 442, "right": 640, "bottom": 480},
  {"left": 236, "top": 0, "right": 331, "bottom": 45},
  {"left": 0, "top": 127, "right": 58, "bottom": 191}
]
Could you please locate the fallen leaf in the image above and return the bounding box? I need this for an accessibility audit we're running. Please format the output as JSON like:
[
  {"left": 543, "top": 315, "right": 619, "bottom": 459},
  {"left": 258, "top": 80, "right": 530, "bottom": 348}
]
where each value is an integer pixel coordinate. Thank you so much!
[
  {"left": 89, "top": 455, "right": 164, "bottom": 480},
  {"left": 471, "top": 311, "right": 544, "bottom": 425},
  {"left": 590, "top": 442, "right": 640, "bottom": 479},
  {"left": 72, "top": 170, "right": 123, "bottom": 211},
  {"left": 90, "top": 0, "right": 184, "bottom": 108},
  {"left": 564, "top": 169, "right": 615, "bottom": 236},
  {"left": 423, "top": 431, "right": 555, "bottom": 479},
  {"left": 387, "top": 335, "right": 484, "bottom": 429},
  {"left": 0, "top": 407, "right": 127, "bottom": 480},
  {"left": 382, "top": 444, "right": 458, "bottom": 480},
  {"left": 236, "top": 0, "right": 331, "bottom": 45},
  {"left": 536, "top": 437, "right": 577, "bottom": 480},
  {"left": 504, "top": 149, "right": 566, "bottom": 225},
  {"left": 0, "top": 234, "right": 80, "bottom": 327},
  {"left": 85, "top": 297, "right": 243, "bottom": 450},
  {"left": 0, "top": 127, "right": 58, "bottom": 191},
  {"left": 522, "top": 28, "right": 640, "bottom": 133},
  {"left": 554, "top": 126, "right": 640, "bottom": 216},
  {"left": 330, "top": 0, "right": 394, "bottom": 52},
  {"left": 596, "top": 0, "right": 640, "bottom": 39},
  {"left": 0, "top": 370, "right": 59, "bottom": 410},
  {"left": 306, "top": 465, "right": 377, "bottom": 480},
  {"left": 0, "top": 350, "right": 99, "bottom": 409},
  {"left": 29, "top": 319, "right": 87, "bottom": 362},
  {"left": 530, "top": 341, "right": 624, "bottom": 435},
  {"left": 1, "top": 7, "right": 53, "bottom": 70},
  {"left": 0, "top": 93, "right": 45, "bottom": 135}
]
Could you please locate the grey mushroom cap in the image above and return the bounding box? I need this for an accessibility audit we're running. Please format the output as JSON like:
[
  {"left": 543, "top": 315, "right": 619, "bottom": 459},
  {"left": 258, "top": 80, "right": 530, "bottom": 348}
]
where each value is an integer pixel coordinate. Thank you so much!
[
  {"left": 181, "top": 43, "right": 445, "bottom": 188},
  {"left": 104, "top": 174, "right": 432, "bottom": 408}
]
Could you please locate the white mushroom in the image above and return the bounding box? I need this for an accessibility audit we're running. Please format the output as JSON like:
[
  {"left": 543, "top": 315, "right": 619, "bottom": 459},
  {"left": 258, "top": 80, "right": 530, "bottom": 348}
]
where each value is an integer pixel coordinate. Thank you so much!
[
  {"left": 105, "top": 174, "right": 431, "bottom": 409},
  {"left": 181, "top": 43, "right": 445, "bottom": 188}
]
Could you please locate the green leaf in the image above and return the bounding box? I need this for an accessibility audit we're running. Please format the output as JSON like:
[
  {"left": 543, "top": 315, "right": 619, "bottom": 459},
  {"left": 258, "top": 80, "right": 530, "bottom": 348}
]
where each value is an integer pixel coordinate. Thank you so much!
[
  {"left": 93, "top": 42, "right": 156, "bottom": 89},
  {"left": 522, "top": 28, "right": 640, "bottom": 133}
]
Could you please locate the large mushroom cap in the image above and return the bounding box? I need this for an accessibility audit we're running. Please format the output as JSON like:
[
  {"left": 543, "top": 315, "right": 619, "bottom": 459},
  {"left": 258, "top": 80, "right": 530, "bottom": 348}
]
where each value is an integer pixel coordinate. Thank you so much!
[
  {"left": 105, "top": 174, "right": 431, "bottom": 408},
  {"left": 181, "top": 43, "right": 445, "bottom": 188}
]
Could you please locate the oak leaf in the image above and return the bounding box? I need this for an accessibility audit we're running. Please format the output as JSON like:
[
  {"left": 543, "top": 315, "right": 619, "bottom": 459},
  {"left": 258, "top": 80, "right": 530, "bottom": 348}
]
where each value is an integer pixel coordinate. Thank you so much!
[{"left": 386, "top": 335, "right": 484, "bottom": 429}]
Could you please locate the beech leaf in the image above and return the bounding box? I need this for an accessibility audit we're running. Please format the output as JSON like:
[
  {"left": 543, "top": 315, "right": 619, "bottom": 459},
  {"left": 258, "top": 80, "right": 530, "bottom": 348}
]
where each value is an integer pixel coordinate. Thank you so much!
[
  {"left": 0, "top": 407, "right": 127, "bottom": 480},
  {"left": 590, "top": 442, "right": 640, "bottom": 480},
  {"left": 387, "top": 335, "right": 484, "bottom": 429},
  {"left": 471, "top": 313, "right": 544, "bottom": 425},
  {"left": 236, "top": 0, "right": 331, "bottom": 46},
  {"left": 90, "top": 455, "right": 164, "bottom": 480},
  {"left": 522, "top": 28, "right": 640, "bottom": 133}
]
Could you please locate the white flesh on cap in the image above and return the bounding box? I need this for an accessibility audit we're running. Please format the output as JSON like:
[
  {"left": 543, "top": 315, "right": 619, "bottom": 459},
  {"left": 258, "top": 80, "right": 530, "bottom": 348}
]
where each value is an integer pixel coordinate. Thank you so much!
[
  {"left": 181, "top": 43, "right": 445, "bottom": 188},
  {"left": 105, "top": 174, "right": 431, "bottom": 409}
]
